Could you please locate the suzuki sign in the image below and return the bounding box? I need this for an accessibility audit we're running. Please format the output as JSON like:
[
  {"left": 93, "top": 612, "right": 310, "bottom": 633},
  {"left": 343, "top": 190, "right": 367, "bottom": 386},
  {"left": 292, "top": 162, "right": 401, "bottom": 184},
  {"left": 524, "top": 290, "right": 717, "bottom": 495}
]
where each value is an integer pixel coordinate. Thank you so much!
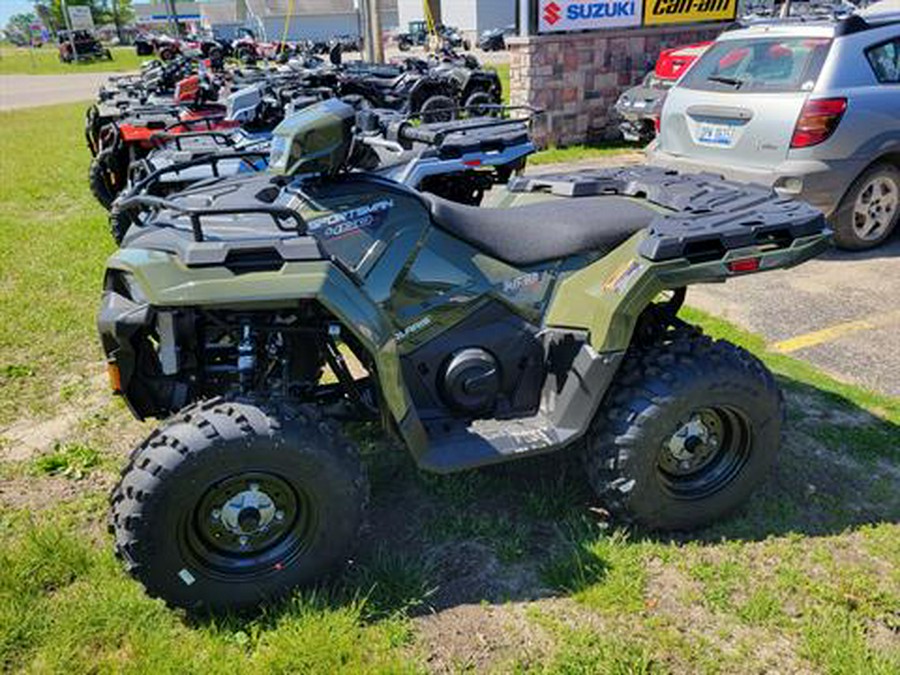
[{"left": 538, "top": 0, "right": 643, "bottom": 33}]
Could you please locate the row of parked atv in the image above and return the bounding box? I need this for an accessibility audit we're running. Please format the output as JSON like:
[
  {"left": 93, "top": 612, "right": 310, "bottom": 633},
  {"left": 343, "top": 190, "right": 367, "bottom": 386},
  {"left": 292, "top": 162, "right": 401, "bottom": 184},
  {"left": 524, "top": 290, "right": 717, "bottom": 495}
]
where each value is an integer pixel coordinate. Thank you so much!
[
  {"left": 85, "top": 46, "right": 516, "bottom": 242},
  {"left": 89, "top": 45, "right": 833, "bottom": 615}
]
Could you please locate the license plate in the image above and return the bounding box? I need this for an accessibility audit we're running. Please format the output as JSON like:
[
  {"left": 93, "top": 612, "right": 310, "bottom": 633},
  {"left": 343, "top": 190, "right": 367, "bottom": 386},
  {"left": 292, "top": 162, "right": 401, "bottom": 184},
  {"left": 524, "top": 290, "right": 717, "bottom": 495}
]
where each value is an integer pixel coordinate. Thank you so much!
[{"left": 697, "top": 122, "right": 737, "bottom": 147}]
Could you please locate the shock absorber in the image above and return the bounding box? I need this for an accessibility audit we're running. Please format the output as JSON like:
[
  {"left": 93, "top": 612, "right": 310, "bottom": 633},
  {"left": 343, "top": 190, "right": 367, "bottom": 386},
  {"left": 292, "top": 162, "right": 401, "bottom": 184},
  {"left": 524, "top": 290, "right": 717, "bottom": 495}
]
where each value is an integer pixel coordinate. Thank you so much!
[{"left": 237, "top": 323, "right": 256, "bottom": 392}]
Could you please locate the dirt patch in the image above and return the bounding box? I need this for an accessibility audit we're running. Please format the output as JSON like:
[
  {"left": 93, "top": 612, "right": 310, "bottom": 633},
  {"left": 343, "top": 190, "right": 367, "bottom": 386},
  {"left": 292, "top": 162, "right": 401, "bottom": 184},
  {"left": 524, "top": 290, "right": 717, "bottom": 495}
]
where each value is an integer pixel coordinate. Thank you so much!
[
  {"left": 0, "top": 471, "right": 113, "bottom": 511},
  {"left": 0, "top": 412, "right": 81, "bottom": 462},
  {"left": 416, "top": 601, "right": 554, "bottom": 673}
]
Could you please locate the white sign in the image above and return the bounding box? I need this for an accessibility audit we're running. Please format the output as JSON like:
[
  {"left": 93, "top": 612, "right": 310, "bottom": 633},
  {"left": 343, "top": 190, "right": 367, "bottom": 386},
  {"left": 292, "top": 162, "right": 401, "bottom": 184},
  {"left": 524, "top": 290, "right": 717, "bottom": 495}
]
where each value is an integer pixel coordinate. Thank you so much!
[
  {"left": 538, "top": 0, "right": 643, "bottom": 33},
  {"left": 67, "top": 5, "right": 95, "bottom": 30}
]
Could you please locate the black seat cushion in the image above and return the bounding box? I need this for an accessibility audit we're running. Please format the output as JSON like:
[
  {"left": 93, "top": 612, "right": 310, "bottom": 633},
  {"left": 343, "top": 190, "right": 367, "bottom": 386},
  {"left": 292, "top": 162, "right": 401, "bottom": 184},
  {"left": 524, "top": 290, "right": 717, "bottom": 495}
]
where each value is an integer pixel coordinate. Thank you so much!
[{"left": 426, "top": 194, "right": 657, "bottom": 266}]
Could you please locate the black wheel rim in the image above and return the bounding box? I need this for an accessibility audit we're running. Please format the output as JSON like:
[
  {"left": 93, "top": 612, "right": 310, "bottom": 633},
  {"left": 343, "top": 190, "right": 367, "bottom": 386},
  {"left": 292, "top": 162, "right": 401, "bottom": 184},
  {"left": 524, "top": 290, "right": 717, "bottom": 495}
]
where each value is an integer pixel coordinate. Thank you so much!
[
  {"left": 181, "top": 471, "right": 317, "bottom": 577},
  {"left": 656, "top": 406, "right": 752, "bottom": 500}
]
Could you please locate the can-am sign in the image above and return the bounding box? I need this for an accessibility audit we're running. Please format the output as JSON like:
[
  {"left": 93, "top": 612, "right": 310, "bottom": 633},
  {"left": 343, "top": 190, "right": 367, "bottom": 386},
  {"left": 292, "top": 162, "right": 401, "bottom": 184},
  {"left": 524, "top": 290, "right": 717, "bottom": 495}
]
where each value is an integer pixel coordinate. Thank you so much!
[
  {"left": 644, "top": 0, "right": 737, "bottom": 25},
  {"left": 538, "top": 0, "right": 643, "bottom": 33}
]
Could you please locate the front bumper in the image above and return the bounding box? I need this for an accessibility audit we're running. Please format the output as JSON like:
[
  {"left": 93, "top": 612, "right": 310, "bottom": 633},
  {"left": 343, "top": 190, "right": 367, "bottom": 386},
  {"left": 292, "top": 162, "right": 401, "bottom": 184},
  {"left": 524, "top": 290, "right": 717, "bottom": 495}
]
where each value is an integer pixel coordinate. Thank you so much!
[{"left": 646, "top": 146, "right": 861, "bottom": 216}]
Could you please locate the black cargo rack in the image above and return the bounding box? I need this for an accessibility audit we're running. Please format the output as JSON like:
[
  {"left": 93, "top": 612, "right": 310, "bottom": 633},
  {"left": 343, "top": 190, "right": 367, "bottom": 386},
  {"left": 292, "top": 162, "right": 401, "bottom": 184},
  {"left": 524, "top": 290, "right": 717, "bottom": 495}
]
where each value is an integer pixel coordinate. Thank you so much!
[
  {"left": 508, "top": 166, "right": 828, "bottom": 262},
  {"left": 117, "top": 194, "right": 305, "bottom": 243},
  {"left": 125, "top": 150, "right": 270, "bottom": 200}
]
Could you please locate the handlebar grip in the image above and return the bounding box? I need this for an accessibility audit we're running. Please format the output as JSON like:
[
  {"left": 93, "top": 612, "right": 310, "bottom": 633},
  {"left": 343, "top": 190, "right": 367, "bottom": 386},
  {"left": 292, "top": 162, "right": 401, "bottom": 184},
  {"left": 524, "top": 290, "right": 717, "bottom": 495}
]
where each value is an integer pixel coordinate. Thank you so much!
[{"left": 399, "top": 124, "right": 438, "bottom": 145}]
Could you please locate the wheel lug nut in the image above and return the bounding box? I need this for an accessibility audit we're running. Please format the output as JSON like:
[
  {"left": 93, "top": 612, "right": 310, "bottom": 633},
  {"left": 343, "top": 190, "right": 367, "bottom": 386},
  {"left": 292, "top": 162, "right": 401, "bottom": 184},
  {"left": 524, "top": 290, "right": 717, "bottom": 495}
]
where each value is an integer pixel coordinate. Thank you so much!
[
  {"left": 239, "top": 535, "right": 249, "bottom": 547},
  {"left": 211, "top": 509, "right": 221, "bottom": 520},
  {"left": 275, "top": 510, "right": 284, "bottom": 522}
]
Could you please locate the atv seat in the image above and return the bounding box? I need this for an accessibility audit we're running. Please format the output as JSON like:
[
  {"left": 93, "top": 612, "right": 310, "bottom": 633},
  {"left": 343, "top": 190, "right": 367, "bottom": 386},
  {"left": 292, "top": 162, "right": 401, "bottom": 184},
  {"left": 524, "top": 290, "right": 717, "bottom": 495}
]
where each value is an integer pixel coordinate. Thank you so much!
[{"left": 426, "top": 194, "right": 657, "bottom": 266}]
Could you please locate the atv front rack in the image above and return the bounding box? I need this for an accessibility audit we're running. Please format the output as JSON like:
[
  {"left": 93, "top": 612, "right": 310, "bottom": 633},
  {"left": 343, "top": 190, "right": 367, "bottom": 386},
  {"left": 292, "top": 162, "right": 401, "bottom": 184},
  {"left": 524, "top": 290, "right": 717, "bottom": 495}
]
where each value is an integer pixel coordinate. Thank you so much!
[
  {"left": 126, "top": 150, "right": 270, "bottom": 199},
  {"left": 509, "top": 166, "right": 829, "bottom": 263},
  {"left": 117, "top": 194, "right": 305, "bottom": 243}
]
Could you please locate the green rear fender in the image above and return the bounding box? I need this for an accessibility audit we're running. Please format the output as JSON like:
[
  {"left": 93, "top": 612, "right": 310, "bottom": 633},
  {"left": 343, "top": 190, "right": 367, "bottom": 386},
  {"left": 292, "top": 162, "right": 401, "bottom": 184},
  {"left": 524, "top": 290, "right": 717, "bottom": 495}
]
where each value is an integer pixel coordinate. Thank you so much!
[{"left": 545, "top": 230, "right": 830, "bottom": 353}]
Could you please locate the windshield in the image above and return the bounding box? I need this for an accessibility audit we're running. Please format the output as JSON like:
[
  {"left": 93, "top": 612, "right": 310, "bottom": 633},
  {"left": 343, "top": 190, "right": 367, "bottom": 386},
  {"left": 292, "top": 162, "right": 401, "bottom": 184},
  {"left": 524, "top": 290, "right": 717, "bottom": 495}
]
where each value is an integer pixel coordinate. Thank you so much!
[{"left": 680, "top": 37, "right": 832, "bottom": 93}]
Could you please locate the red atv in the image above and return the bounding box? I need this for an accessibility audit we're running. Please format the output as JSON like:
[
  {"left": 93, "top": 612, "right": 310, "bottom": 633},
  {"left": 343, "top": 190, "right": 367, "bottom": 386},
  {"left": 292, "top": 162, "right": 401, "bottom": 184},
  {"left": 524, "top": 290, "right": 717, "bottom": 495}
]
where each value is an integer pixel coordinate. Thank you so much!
[{"left": 88, "top": 74, "right": 239, "bottom": 209}]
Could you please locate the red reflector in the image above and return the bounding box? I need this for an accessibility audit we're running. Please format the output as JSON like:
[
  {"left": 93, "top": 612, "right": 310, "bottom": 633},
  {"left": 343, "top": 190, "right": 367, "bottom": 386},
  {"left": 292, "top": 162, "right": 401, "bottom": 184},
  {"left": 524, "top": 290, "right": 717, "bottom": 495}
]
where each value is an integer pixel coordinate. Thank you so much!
[
  {"left": 654, "top": 116, "right": 661, "bottom": 134},
  {"left": 791, "top": 98, "right": 847, "bottom": 149},
  {"left": 464, "top": 159, "right": 482, "bottom": 167},
  {"left": 728, "top": 257, "right": 761, "bottom": 273}
]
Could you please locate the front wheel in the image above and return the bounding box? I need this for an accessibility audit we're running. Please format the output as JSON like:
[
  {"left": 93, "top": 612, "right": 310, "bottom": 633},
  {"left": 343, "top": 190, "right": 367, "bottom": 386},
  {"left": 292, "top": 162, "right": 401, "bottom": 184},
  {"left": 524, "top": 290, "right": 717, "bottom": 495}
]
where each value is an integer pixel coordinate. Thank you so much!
[
  {"left": 831, "top": 163, "right": 900, "bottom": 250},
  {"left": 109, "top": 399, "right": 367, "bottom": 613},
  {"left": 584, "top": 328, "right": 783, "bottom": 531}
]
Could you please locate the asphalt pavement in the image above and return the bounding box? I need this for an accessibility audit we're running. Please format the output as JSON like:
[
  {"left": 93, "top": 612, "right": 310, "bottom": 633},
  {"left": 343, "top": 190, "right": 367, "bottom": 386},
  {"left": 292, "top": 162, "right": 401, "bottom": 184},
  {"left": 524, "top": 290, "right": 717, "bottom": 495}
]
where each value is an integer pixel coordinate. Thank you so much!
[
  {"left": 687, "top": 236, "right": 900, "bottom": 397},
  {"left": 0, "top": 72, "right": 116, "bottom": 110}
]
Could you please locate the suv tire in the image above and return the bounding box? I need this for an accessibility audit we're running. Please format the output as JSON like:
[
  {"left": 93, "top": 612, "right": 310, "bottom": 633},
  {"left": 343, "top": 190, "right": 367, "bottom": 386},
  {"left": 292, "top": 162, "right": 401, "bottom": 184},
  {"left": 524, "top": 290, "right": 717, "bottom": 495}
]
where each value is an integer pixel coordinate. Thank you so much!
[{"left": 832, "top": 162, "right": 900, "bottom": 250}]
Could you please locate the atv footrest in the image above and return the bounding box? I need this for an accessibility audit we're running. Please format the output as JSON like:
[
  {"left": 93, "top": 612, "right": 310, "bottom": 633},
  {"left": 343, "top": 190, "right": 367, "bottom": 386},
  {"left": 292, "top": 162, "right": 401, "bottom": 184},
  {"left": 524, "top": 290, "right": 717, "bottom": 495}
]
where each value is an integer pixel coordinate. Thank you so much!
[
  {"left": 418, "top": 413, "right": 569, "bottom": 473},
  {"left": 508, "top": 166, "right": 828, "bottom": 263}
]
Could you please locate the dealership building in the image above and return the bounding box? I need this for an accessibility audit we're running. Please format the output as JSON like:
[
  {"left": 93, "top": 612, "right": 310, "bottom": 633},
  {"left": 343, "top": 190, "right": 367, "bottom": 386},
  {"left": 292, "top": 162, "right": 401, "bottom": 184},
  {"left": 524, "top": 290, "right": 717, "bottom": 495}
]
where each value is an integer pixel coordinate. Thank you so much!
[
  {"left": 135, "top": 0, "right": 399, "bottom": 41},
  {"left": 508, "top": 0, "right": 739, "bottom": 145}
]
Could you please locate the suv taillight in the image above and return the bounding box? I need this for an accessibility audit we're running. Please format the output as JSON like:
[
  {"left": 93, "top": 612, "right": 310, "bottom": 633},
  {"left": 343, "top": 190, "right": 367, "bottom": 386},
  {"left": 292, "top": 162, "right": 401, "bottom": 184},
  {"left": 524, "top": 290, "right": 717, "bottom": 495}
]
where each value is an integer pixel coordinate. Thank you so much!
[{"left": 791, "top": 98, "right": 847, "bottom": 149}]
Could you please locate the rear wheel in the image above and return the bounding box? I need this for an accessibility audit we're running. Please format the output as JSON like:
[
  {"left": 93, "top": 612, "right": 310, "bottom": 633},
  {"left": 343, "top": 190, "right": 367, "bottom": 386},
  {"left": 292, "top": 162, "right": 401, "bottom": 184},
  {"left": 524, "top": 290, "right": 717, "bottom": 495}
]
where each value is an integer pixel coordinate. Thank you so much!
[
  {"left": 465, "top": 91, "right": 495, "bottom": 117},
  {"left": 419, "top": 95, "right": 456, "bottom": 123},
  {"left": 584, "top": 327, "right": 783, "bottom": 531},
  {"left": 109, "top": 398, "right": 367, "bottom": 613},
  {"left": 158, "top": 47, "right": 176, "bottom": 61},
  {"left": 831, "top": 163, "right": 900, "bottom": 250}
]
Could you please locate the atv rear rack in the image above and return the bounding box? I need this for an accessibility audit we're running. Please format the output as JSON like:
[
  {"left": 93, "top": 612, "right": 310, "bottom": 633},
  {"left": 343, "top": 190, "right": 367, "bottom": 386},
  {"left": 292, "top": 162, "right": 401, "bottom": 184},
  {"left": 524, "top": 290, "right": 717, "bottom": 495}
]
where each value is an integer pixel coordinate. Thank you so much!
[
  {"left": 116, "top": 194, "right": 305, "bottom": 243},
  {"left": 508, "top": 166, "right": 829, "bottom": 263}
]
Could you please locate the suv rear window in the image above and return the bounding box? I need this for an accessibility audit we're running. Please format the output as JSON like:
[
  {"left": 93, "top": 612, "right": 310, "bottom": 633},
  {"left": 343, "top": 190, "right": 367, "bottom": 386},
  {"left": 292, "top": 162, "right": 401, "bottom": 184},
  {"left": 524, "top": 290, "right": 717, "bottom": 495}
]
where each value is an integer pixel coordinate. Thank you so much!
[
  {"left": 866, "top": 38, "right": 900, "bottom": 83},
  {"left": 680, "top": 37, "right": 832, "bottom": 93}
]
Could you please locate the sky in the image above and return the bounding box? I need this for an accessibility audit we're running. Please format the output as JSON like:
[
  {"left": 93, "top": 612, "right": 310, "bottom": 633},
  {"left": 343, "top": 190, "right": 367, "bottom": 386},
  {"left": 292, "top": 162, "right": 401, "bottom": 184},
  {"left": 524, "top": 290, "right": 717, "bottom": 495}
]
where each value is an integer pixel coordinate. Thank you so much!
[{"left": 0, "top": 0, "right": 38, "bottom": 26}]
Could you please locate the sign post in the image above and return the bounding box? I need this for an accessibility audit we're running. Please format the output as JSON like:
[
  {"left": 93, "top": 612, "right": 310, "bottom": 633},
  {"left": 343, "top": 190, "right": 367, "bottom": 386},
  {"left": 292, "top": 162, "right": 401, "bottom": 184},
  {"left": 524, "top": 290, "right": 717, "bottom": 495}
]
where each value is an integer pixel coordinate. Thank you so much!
[{"left": 60, "top": 0, "right": 80, "bottom": 64}]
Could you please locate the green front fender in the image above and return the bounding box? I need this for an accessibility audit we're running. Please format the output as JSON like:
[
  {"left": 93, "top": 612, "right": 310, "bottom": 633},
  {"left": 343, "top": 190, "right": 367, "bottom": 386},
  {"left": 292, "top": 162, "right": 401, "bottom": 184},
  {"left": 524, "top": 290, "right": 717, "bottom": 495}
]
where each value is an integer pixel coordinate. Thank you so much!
[{"left": 106, "top": 249, "right": 425, "bottom": 447}]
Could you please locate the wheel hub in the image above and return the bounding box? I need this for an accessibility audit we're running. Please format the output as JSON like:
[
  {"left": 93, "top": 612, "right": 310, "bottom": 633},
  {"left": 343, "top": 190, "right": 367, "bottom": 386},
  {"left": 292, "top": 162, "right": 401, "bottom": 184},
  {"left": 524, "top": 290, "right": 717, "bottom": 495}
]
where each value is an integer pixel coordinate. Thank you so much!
[
  {"left": 199, "top": 475, "right": 295, "bottom": 554},
  {"left": 218, "top": 484, "right": 279, "bottom": 537},
  {"left": 853, "top": 176, "right": 898, "bottom": 241},
  {"left": 661, "top": 412, "right": 721, "bottom": 475}
]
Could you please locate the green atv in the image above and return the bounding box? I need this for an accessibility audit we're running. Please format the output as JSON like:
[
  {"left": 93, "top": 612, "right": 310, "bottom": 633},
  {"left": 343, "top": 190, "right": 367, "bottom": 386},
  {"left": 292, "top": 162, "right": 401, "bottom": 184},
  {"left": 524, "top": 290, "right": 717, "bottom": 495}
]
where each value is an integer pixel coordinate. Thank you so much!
[{"left": 99, "top": 100, "right": 830, "bottom": 613}]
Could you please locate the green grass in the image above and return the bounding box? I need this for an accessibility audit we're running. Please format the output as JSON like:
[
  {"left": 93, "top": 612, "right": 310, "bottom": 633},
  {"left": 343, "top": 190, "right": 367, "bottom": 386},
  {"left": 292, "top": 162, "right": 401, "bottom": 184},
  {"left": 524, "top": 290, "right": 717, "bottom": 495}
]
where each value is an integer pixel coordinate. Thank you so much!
[
  {"left": 0, "top": 102, "right": 115, "bottom": 425},
  {"left": 1, "top": 101, "right": 899, "bottom": 674},
  {"left": 492, "top": 62, "right": 644, "bottom": 166},
  {"left": 0, "top": 45, "right": 146, "bottom": 75}
]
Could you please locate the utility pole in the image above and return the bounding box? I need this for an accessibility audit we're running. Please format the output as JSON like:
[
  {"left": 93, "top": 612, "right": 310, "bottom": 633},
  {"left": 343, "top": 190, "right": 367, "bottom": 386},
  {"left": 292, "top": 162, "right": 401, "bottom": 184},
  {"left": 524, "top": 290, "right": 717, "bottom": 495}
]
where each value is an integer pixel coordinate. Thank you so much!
[
  {"left": 368, "top": 0, "right": 384, "bottom": 63},
  {"left": 110, "top": 0, "right": 123, "bottom": 44}
]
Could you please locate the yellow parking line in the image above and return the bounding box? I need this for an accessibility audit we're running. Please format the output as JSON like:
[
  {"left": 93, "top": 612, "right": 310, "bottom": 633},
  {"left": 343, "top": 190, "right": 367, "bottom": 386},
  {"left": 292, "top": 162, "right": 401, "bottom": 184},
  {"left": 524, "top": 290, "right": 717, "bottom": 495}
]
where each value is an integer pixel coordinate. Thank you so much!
[{"left": 772, "top": 310, "right": 900, "bottom": 354}]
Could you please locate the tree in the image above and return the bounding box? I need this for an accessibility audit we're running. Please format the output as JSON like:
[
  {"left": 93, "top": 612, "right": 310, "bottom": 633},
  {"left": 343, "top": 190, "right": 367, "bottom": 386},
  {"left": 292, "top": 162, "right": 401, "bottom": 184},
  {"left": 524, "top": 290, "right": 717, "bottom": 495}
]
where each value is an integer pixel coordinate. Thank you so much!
[
  {"left": 35, "top": 0, "right": 133, "bottom": 33},
  {"left": 5, "top": 12, "right": 38, "bottom": 39}
]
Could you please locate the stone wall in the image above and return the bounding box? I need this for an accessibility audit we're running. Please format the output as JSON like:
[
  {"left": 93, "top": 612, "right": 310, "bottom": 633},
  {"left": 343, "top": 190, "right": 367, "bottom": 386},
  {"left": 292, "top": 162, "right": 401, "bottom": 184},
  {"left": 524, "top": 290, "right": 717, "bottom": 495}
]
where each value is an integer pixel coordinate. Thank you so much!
[{"left": 508, "top": 25, "right": 723, "bottom": 147}]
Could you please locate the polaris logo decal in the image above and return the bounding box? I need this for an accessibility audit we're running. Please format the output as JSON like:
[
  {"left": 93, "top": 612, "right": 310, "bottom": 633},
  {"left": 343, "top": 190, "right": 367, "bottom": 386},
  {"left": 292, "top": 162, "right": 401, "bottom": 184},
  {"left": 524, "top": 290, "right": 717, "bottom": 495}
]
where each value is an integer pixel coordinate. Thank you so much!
[
  {"left": 538, "top": 0, "right": 642, "bottom": 31},
  {"left": 307, "top": 199, "right": 394, "bottom": 240},
  {"left": 394, "top": 316, "right": 432, "bottom": 343}
]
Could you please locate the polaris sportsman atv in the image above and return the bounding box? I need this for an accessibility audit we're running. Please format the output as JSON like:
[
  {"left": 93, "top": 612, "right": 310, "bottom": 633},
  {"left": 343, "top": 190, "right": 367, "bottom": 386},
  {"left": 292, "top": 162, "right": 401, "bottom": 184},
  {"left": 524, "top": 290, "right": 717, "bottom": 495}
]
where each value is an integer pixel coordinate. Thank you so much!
[{"left": 100, "top": 99, "right": 830, "bottom": 613}]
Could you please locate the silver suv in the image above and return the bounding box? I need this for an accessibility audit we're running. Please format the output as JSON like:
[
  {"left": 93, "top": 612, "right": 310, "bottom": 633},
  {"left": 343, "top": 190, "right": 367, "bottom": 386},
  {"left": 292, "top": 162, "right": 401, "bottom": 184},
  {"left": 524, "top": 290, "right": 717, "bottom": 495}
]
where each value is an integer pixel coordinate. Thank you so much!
[{"left": 648, "top": 3, "right": 900, "bottom": 249}]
